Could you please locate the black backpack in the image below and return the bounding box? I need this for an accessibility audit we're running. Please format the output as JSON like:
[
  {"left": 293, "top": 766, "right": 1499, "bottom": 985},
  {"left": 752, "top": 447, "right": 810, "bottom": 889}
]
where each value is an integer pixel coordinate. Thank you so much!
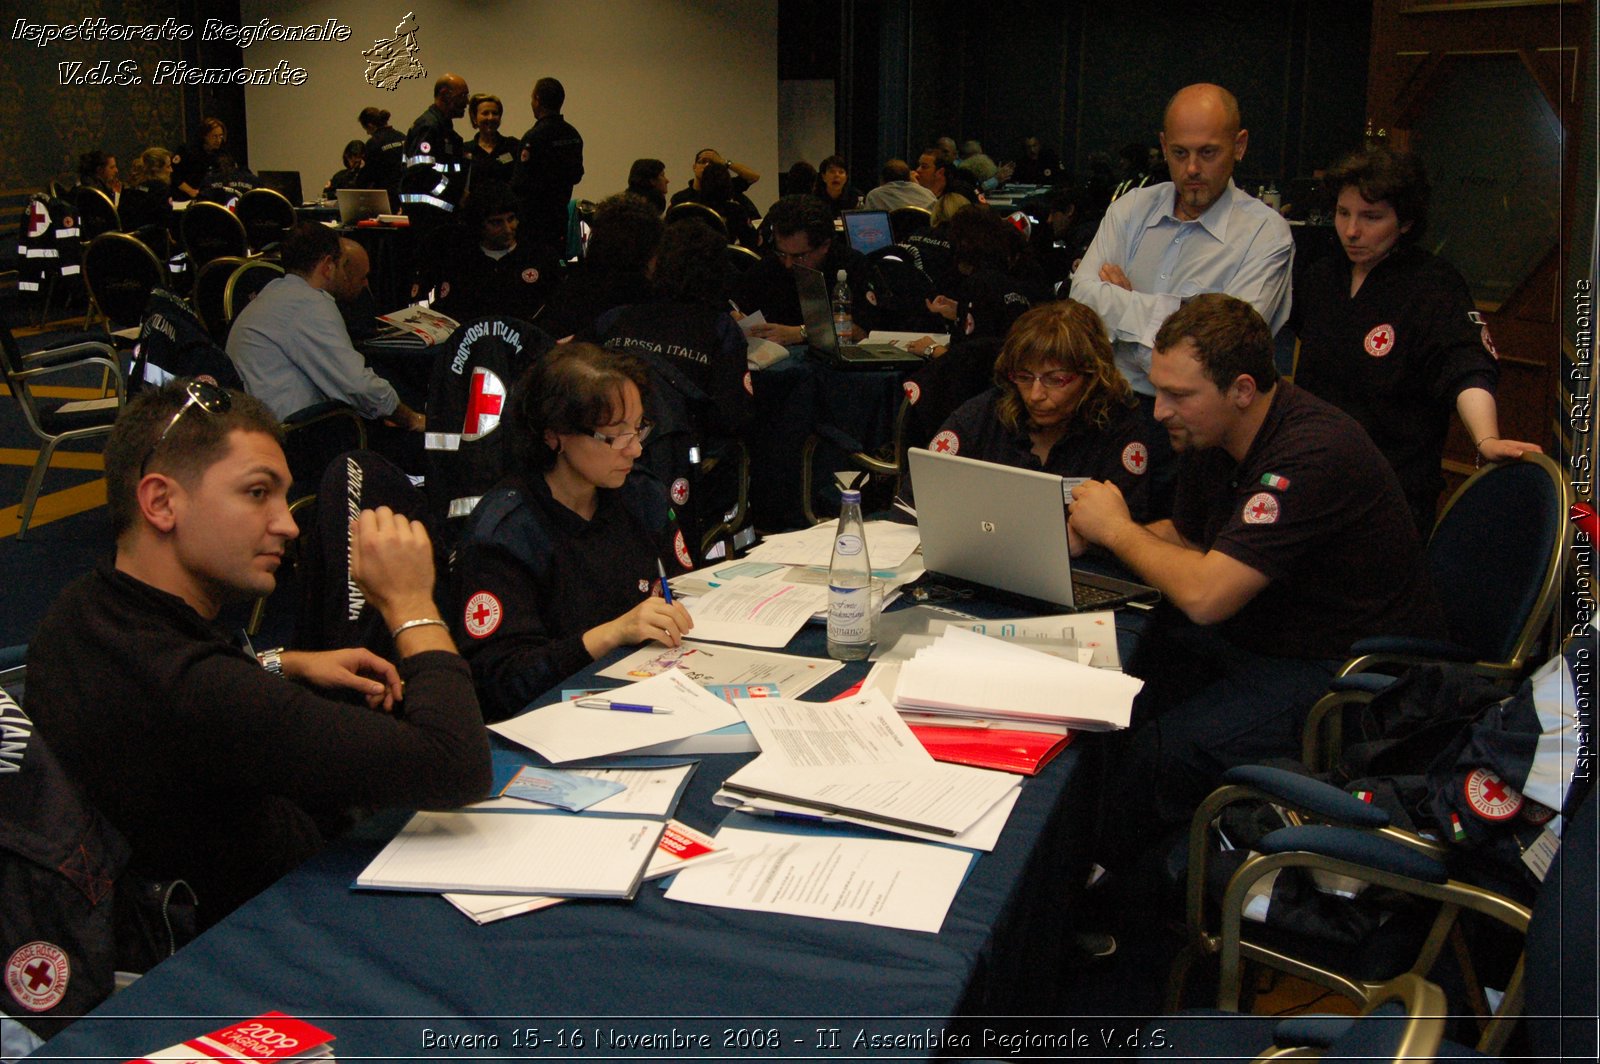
[{"left": 1, "top": 690, "right": 194, "bottom": 1041}]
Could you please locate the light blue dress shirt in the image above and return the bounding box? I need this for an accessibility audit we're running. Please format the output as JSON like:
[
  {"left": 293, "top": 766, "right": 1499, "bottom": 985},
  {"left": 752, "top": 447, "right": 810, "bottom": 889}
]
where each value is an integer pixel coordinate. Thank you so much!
[{"left": 1070, "top": 180, "right": 1293, "bottom": 396}]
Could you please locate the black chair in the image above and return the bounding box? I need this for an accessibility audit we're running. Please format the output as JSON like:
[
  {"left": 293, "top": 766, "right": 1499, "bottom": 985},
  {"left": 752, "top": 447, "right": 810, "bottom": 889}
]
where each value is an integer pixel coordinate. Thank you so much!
[
  {"left": 1339, "top": 451, "right": 1569, "bottom": 685},
  {"left": 222, "top": 258, "right": 284, "bottom": 325},
  {"left": 722, "top": 242, "right": 761, "bottom": 274},
  {"left": 81, "top": 232, "right": 164, "bottom": 336},
  {"left": 235, "top": 188, "right": 295, "bottom": 254},
  {"left": 179, "top": 201, "right": 248, "bottom": 271},
  {"left": 801, "top": 397, "right": 912, "bottom": 525},
  {"left": 664, "top": 201, "right": 729, "bottom": 240},
  {"left": 0, "top": 322, "right": 124, "bottom": 538},
  {"left": 279, "top": 402, "right": 368, "bottom": 504},
  {"left": 191, "top": 255, "right": 249, "bottom": 342},
  {"left": 71, "top": 185, "right": 121, "bottom": 242},
  {"left": 888, "top": 205, "right": 933, "bottom": 242}
]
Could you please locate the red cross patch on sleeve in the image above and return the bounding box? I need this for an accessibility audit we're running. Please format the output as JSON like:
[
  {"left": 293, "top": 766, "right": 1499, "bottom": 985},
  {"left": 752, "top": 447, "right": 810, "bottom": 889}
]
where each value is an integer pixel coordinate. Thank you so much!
[
  {"left": 1241, "top": 492, "right": 1279, "bottom": 525},
  {"left": 743, "top": 371, "right": 753, "bottom": 395},
  {"left": 521, "top": 267, "right": 540, "bottom": 284},
  {"left": 903, "top": 380, "right": 921, "bottom": 404},
  {"left": 463, "top": 591, "right": 503, "bottom": 638},
  {"left": 931, "top": 429, "right": 959, "bottom": 454},
  {"left": 673, "top": 529, "right": 693, "bottom": 569},
  {"left": 1463, "top": 768, "right": 1523, "bottom": 821}
]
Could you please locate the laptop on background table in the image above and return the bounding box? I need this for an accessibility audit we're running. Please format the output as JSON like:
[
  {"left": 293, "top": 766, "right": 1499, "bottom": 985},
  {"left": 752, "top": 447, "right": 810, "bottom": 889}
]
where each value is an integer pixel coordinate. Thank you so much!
[
  {"left": 336, "top": 188, "right": 393, "bottom": 224},
  {"left": 841, "top": 209, "right": 894, "bottom": 254},
  {"left": 794, "top": 265, "right": 929, "bottom": 370},
  {"left": 907, "top": 447, "right": 1160, "bottom": 612}
]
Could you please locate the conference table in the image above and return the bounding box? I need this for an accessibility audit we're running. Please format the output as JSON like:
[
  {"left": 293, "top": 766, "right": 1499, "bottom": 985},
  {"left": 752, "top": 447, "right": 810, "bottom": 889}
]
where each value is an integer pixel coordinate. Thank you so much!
[{"left": 37, "top": 607, "right": 1142, "bottom": 1062}]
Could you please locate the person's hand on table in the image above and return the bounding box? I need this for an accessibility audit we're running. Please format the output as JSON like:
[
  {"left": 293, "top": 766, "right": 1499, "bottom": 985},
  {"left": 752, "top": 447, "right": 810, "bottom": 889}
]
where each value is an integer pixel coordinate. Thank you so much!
[
  {"left": 586, "top": 596, "right": 694, "bottom": 659},
  {"left": 749, "top": 322, "right": 805, "bottom": 346},
  {"left": 907, "top": 335, "right": 947, "bottom": 358}
]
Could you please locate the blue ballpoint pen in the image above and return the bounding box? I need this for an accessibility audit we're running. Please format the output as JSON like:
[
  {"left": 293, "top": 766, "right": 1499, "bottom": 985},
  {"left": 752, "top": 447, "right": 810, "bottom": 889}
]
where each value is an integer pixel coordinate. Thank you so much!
[
  {"left": 575, "top": 699, "right": 674, "bottom": 715},
  {"left": 657, "top": 558, "right": 674, "bottom": 604}
]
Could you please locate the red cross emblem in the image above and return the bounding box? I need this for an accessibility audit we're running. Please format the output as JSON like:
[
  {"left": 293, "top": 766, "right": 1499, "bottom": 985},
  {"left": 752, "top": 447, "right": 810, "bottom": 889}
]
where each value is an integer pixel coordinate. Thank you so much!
[
  {"left": 673, "top": 529, "right": 693, "bottom": 569},
  {"left": 1122, "top": 441, "right": 1149, "bottom": 476},
  {"left": 1464, "top": 767, "right": 1522, "bottom": 820},
  {"left": 903, "top": 381, "right": 921, "bottom": 405},
  {"left": 419, "top": 140, "right": 431, "bottom": 154},
  {"left": 931, "top": 429, "right": 959, "bottom": 455},
  {"left": 6, "top": 942, "right": 69, "bottom": 1012},
  {"left": 1363, "top": 323, "right": 1395, "bottom": 358},
  {"left": 1241, "top": 491, "right": 1279, "bottom": 525},
  {"left": 521, "top": 267, "right": 540, "bottom": 284},
  {"left": 461, "top": 367, "right": 506, "bottom": 441},
  {"left": 27, "top": 201, "right": 50, "bottom": 239},
  {"left": 670, "top": 477, "right": 691, "bottom": 505},
  {"left": 743, "top": 371, "right": 753, "bottom": 396},
  {"left": 463, "top": 591, "right": 502, "bottom": 638}
]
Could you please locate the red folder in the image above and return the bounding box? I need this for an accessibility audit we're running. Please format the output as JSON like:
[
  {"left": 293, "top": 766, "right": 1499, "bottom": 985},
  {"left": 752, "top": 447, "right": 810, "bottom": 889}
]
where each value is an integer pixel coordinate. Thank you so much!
[{"left": 908, "top": 724, "right": 1073, "bottom": 776}]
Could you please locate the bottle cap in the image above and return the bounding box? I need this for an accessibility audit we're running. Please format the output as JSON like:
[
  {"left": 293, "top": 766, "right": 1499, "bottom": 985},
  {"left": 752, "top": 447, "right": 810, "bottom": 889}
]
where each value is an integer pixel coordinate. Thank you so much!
[{"left": 840, "top": 489, "right": 862, "bottom": 504}]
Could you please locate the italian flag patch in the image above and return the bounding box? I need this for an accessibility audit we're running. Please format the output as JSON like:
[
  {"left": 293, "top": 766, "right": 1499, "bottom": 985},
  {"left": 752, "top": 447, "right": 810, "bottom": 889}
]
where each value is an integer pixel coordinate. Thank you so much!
[
  {"left": 1450, "top": 813, "right": 1467, "bottom": 842},
  {"left": 1351, "top": 790, "right": 1373, "bottom": 803},
  {"left": 1260, "top": 473, "right": 1290, "bottom": 490}
]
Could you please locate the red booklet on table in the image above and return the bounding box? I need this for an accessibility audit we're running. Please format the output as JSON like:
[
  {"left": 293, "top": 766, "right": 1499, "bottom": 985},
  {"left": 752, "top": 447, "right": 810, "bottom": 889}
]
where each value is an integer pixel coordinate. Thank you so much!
[
  {"left": 908, "top": 723, "right": 1073, "bottom": 776},
  {"left": 126, "top": 1011, "right": 335, "bottom": 1063}
]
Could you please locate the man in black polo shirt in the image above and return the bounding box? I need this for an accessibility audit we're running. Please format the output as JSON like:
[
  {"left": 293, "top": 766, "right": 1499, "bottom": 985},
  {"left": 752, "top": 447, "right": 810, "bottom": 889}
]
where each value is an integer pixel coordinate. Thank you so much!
[
  {"left": 401, "top": 73, "right": 469, "bottom": 226},
  {"left": 1068, "top": 294, "right": 1442, "bottom": 857}
]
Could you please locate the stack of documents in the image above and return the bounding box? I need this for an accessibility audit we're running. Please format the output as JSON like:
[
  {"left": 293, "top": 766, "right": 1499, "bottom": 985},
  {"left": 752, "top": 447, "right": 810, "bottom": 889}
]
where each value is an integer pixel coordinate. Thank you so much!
[
  {"left": 893, "top": 627, "right": 1143, "bottom": 731},
  {"left": 743, "top": 519, "right": 922, "bottom": 569},
  {"left": 715, "top": 693, "right": 1021, "bottom": 845}
]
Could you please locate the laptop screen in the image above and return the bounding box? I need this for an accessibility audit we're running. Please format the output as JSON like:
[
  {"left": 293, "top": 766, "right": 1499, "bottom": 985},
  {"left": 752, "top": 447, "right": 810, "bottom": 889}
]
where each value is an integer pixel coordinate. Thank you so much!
[
  {"left": 842, "top": 210, "right": 893, "bottom": 254},
  {"left": 793, "top": 265, "right": 840, "bottom": 355},
  {"left": 908, "top": 447, "right": 1079, "bottom": 607},
  {"left": 336, "top": 188, "right": 392, "bottom": 224}
]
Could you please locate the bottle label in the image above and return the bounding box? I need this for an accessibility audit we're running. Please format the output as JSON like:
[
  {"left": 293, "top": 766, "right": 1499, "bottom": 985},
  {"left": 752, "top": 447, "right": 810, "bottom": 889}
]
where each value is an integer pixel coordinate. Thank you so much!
[
  {"left": 834, "top": 534, "right": 864, "bottom": 557},
  {"left": 828, "top": 585, "right": 871, "bottom": 643}
]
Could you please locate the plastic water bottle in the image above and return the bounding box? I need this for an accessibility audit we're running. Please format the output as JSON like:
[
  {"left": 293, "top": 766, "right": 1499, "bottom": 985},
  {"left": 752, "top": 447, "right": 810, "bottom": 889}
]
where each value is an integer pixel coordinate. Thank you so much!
[
  {"left": 826, "top": 489, "right": 874, "bottom": 660},
  {"left": 832, "top": 269, "right": 853, "bottom": 335}
]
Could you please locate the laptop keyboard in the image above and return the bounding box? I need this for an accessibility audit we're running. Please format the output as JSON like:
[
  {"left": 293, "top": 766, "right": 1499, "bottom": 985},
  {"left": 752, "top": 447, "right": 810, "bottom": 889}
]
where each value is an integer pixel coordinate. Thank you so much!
[{"left": 1070, "top": 581, "right": 1123, "bottom": 608}]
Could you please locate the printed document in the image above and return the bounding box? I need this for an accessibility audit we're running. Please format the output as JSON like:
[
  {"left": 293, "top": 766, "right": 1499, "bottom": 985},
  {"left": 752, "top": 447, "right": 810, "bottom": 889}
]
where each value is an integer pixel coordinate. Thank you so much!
[
  {"left": 664, "top": 825, "right": 970, "bottom": 933},
  {"left": 744, "top": 520, "right": 922, "bottom": 568},
  {"left": 722, "top": 694, "right": 1018, "bottom": 835},
  {"left": 681, "top": 581, "right": 828, "bottom": 648},
  {"left": 490, "top": 669, "right": 741, "bottom": 763},
  {"left": 598, "top": 641, "right": 842, "bottom": 697}
]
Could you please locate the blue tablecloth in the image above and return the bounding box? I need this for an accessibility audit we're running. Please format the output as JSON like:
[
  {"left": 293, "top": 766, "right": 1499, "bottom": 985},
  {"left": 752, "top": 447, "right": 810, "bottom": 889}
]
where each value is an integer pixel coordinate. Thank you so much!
[{"left": 37, "top": 614, "right": 1140, "bottom": 1061}]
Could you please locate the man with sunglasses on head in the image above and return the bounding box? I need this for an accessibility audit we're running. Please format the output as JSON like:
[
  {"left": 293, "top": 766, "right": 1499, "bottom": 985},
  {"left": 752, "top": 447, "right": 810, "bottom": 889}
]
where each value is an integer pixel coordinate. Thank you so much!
[
  {"left": 26, "top": 382, "right": 491, "bottom": 928},
  {"left": 227, "top": 223, "right": 427, "bottom": 434}
]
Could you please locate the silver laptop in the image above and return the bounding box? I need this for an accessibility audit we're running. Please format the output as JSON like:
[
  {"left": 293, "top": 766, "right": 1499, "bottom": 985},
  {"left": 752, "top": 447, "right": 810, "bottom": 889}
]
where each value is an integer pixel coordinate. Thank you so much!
[
  {"left": 907, "top": 447, "right": 1159, "bottom": 611},
  {"left": 794, "top": 265, "right": 928, "bottom": 369},
  {"left": 336, "top": 188, "right": 392, "bottom": 224}
]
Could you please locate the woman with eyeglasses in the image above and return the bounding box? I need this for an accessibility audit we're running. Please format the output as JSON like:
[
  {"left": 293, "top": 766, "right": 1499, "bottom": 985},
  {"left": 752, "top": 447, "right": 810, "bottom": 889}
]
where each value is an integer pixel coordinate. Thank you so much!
[
  {"left": 452, "top": 344, "right": 695, "bottom": 721},
  {"left": 916, "top": 300, "right": 1155, "bottom": 522}
]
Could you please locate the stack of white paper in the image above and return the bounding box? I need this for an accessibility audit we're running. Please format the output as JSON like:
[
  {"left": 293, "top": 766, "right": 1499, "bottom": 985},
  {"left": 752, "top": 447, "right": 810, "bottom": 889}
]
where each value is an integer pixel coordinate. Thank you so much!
[
  {"left": 743, "top": 520, "right": 922, "bottom": 568},
  {"left": 720, "top": 693, "right": 1020, "bottom": 838},
  {"left": 893, "top": 627, "right": 1143, "bottom": 731},
  {"left": 680, "top": 581, "right": 830, "bottom": 648},
  {"left": 355, "top": 811, "right": 663, "bottom": 898}
]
